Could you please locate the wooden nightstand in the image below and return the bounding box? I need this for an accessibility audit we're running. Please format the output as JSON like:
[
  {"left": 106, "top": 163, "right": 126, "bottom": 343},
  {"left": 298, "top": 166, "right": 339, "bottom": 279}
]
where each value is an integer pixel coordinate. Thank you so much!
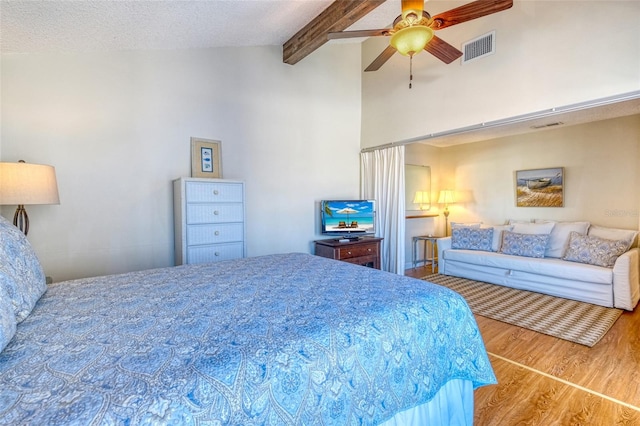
[{"left": 314, "top": 237, "right": 382, "bottom": 269}]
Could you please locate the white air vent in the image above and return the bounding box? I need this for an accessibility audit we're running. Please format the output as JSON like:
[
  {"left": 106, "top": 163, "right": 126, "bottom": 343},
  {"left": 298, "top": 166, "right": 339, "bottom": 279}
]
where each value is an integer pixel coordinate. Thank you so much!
[{"left": 462, "top": 31, "right": 495, "bottom": 64}]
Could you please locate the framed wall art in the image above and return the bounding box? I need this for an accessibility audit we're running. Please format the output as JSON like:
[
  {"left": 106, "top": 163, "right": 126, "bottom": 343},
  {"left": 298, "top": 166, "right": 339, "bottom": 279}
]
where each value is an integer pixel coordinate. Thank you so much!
[
  {"left": 191, "top": 137, "right": 222, "bottom": 178},
  {"left": 515, "top": 167, "right": 564, "bottom": 207}
]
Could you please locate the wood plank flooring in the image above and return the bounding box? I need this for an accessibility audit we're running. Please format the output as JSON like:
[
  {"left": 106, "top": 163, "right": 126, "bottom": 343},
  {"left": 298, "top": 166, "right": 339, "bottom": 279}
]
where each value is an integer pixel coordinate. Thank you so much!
[{"left": 406, "top": 266, "right": 640, "bottom": 425}]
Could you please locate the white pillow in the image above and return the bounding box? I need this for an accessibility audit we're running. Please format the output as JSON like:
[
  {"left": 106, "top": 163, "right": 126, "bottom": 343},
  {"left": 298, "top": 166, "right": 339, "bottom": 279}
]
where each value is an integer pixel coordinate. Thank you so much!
[
  {"left": 507, "top": 219, "right": 531, "bottom": 225},
  {"left": 489, "top": 224, "right": 513, "bottom": 252},
  {"left": 451, "top": 222, "right": 482, "bottom": 229},
  {"left": 588, "top": 225, "right": 638, "bottom": 251},
  {"left": 511, "top": 222, "right": 555, "bottom": 236},
  {"left": 535, "top": 221, "right": 590, "bottom": 258}
]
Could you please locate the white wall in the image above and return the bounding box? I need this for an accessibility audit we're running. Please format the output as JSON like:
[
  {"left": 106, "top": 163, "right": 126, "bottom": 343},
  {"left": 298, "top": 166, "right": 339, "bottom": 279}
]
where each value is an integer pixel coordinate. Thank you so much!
[
  {"left": 423, "top": 114, "right": 640, "bottom": 229},
  {"left": 1, "top": 44, "right": 363, "bottom": 281},
  {"left": 361, "top": 0, "right": 640, "bottom": 149}
]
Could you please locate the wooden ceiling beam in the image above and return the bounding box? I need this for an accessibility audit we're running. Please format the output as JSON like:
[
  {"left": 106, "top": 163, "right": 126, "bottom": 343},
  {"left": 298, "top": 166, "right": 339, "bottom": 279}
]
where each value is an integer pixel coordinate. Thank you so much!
[{"left": 283, "top": 0, "right": 386, "bottom": 65}]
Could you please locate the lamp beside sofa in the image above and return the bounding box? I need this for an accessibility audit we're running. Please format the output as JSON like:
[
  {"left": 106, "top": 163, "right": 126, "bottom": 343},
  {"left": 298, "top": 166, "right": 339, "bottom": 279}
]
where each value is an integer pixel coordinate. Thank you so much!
[{"left": 437, "top": 221, "right": 639, "bottom": 310}]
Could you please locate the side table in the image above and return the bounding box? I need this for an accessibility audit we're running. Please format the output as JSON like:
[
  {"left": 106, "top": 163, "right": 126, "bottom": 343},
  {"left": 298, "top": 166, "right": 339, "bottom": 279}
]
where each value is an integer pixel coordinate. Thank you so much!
[{"left": 412, "top": 235, "right": 441, "bottom": 273}]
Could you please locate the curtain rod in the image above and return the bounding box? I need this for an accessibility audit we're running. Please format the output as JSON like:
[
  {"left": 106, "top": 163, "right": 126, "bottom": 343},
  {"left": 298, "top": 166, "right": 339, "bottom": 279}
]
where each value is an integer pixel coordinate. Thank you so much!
[{"left": 360, "top": 90, "right": 640, "bottom": 154}]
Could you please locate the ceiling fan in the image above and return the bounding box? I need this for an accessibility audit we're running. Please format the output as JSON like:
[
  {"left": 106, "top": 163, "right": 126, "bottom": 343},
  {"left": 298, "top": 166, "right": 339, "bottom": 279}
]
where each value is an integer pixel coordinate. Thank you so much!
[{"left": 328, "top": 0, "right": 513, "bottom": 73}]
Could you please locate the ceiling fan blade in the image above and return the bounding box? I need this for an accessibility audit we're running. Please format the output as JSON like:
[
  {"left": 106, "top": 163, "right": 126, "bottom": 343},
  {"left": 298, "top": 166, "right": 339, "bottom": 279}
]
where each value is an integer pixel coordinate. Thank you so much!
[
  {"left": 424, "top": 36, "right": 463, "bottom": 64},
  {"left": 431, "top": 0, "right": 513, "bottom": 30},
  {"left": 365, "top": 45, "right": 397, "bottom": 72},
  {"left": 328, "top": 29, "right": 389, "bottom": 40}
]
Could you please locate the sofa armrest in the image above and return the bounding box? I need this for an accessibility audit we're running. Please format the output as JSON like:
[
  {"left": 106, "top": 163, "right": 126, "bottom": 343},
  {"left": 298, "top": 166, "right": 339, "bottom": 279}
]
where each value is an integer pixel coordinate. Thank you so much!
[
  {"left": 438, "top": 237, "right": 451, "bottom": 273},
  {"left": 613, "top": 247, "right": 639, "bottom": 310}
]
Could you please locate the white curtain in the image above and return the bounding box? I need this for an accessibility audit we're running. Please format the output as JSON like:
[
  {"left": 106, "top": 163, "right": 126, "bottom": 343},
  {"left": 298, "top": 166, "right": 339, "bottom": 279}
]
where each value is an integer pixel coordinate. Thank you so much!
[{"left": 360, "top": 146, "right": 405, "bottom": 274}]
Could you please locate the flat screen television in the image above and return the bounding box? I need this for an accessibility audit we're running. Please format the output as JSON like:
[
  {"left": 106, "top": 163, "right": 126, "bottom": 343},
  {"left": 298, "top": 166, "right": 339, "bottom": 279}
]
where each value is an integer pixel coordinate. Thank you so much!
[{"left": 321, "top": 200, "right": 376, "bottom": 239}]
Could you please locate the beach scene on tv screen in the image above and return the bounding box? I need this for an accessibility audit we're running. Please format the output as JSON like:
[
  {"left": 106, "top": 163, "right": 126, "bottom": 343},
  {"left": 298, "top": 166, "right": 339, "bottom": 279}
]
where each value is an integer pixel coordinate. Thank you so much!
[{"left": 324, "top": 201, "right": 375, "bottom": 233}]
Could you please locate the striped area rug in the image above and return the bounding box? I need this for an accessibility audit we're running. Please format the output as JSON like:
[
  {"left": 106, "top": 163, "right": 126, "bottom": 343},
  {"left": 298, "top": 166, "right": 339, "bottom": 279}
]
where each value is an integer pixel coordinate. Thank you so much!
[{"left": 423, "top": 274, "right": 623, "bottom": 347}]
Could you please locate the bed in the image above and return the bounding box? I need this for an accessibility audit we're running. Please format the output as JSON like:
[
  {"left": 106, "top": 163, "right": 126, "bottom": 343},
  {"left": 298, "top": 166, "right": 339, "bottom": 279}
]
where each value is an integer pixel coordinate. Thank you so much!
[{"left": 0, "top": 216, "right": 495, "bottom": 425}]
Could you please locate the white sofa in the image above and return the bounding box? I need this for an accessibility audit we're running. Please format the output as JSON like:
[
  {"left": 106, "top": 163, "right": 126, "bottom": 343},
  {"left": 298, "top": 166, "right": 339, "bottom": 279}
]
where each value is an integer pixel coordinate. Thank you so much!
[{"left": 437, "top": 221, "right": 640, "bottom": 311}]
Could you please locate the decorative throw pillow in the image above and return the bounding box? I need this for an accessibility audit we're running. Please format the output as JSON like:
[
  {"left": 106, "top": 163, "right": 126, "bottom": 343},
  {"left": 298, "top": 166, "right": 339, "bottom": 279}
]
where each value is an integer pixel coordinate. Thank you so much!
[
  {"left": 488, "top": 225, "right": 513, "bottom": 252},
  {"left": 587, "top": 225, "right": 638, "bottom": 251},
  {"left": 563, "top": 231, "right": 629, "bottom": 268},
  {"left": 499, "top": 231, "right": 550, "bottom": 258},
  {"left": 534, "top": 221, "right": 591, "bottom": 258},
  {"left": 511, "top": 222, "right": 555, "bottom": 235},
  {"left": 507, "top": 219, "right": 531, "bottom": 225},
  {"left": 451, "top": 222, "right": 482, "bottom": 229},
  {"left": 0, "top": 215, "right": 47, "bottom": 322},
  {"left": 451, "top": 227, "right": 493, "bottom": 251}
]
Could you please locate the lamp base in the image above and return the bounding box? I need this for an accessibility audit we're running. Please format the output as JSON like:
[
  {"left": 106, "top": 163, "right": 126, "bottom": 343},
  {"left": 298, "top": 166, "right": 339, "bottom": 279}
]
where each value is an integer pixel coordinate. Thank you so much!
[
  {"left": 443, "top": 209, "right": 450, "bottom": 236},
  {"left": 13, "top": 205, "right": 29, "bottom": 235}
]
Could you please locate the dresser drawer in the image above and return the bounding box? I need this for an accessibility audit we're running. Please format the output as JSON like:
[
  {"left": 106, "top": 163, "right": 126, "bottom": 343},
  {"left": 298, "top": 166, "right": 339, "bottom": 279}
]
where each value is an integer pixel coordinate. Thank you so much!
[
  {"left": 186, "top": 203, "right": 244, "bottom": 224},
  {"left": 187, "top": 223, "right": 243, "bottom": 245},
  {"left": 185, "top": 181, "right": 243, "bottom": 203},
  {"left": 338, "top": 243, "right": 378, "bottom": 260},
  {"left": 187, "top": 242, "right": 244, "bottom": 264}
]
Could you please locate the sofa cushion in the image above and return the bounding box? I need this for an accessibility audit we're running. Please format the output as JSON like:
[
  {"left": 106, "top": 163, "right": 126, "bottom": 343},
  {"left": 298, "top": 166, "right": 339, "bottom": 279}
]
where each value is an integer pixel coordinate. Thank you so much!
[
  {"left": 587, "top": 225, "right": 638, "bottom": 251},
  {"left": 534, "top": 221, "right": 591, "bottom": 258},
  {"left": 451, "top": 222, "right": 482, "bottom": 229},
  {"left": 451, "top": 227, "right": 493, "bottom": 251},
  {"left": 500, "top": 231, "right": 550, "bottom": 258},
  {"left": 563, "top": 231, "right": 629, "bottom": 268},
  {"left": 488, "top": 225, "right": 513, "bottom": 252},
  {"left": 443, "top": 248, "right": 613, "bottom": 284},
  {"left": 511, "top": 222, "right": 555, "bottom": 235}
]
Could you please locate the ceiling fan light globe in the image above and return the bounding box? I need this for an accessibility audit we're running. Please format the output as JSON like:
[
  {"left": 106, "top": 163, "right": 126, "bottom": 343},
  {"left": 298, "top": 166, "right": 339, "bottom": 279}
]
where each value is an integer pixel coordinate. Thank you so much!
[{"left": 390, "top": 26, "right": 434, "bottom": 57}]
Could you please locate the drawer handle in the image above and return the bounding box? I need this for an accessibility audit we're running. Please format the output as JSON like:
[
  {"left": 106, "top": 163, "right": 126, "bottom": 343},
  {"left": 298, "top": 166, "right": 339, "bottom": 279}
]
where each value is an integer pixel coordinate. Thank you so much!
[
  {"left": 215, "top": 231, "right": 220, "bottom": 236},
  {"left": 213, "top": 190, "right": 219, "bottom": 195},
  {"left": 347, "top": 251, "right": 352, "bottom": 255},
  {"left": 215, "top": 252, "right": 220, "bottom": 256},
  {"left": 214, "top": 210, "right": 219, "bottom": 215},
  {"left": 367, "top": 248, "right": 372, "bottom": 252}
]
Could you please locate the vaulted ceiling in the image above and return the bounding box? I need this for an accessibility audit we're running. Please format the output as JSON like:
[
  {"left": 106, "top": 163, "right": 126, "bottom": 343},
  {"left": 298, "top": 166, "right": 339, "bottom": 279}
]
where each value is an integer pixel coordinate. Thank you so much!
[{"left": 2, "top": 0, "right": 638, "bottom": 146}]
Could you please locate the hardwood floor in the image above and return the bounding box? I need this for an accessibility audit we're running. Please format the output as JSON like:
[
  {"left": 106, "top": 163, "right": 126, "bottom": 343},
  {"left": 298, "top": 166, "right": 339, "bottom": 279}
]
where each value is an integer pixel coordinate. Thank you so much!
[{"left": 406, "top": 266, "right": 640, "bottom": 425}]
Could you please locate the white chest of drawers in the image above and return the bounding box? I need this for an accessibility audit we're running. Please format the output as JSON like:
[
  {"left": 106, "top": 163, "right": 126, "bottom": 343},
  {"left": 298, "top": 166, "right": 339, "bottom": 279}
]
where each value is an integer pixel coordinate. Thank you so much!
[{"left": 173, "top": 177, "right": 246, "bottom": 265}]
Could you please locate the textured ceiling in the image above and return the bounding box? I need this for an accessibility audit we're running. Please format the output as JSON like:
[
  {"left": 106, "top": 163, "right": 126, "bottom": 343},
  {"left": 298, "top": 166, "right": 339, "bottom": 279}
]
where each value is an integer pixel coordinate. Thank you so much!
[{"left": 0, "top": 0, "right": 403, "bottom": 54}]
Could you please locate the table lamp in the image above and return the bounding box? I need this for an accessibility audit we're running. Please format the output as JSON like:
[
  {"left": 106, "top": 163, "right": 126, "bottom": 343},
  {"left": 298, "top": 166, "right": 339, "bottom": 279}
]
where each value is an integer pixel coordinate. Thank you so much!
[
  {"left": 0, "top": 160, "right": 60, "bottom": 235},
  {"left": 413, "top": 191, "right": 430, "bottom": 210}
]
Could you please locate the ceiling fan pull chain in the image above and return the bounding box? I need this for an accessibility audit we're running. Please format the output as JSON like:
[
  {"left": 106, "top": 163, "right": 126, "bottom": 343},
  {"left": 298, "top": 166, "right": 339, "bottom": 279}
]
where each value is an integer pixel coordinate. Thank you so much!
[{"left": 409, "top": 54, "right": 413, "bottom": 89}]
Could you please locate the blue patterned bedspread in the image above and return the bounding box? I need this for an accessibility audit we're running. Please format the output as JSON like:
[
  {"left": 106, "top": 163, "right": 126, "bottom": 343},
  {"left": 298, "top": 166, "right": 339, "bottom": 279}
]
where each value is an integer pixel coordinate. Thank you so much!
[{"left": 0, "top": 253, "right": 495, "bottom": 425}]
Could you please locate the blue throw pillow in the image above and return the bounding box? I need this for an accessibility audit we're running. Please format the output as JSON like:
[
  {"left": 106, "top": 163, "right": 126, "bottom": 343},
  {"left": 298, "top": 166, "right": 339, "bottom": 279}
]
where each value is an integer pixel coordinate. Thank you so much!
[
  {"left": 0, "top": 215, "right": 47, "bottom": 323},
  {"left": 451, "top": 227, "right": 493, "bottom": 251},
  {"left": 563, "top": 231, "right": 628, "bottom": 267},
  {"left": 499, "top": 231, "right": 549, "bottom": 258},
  {"left": 0, "top": 276, "right": 17, "bottom": 352}
]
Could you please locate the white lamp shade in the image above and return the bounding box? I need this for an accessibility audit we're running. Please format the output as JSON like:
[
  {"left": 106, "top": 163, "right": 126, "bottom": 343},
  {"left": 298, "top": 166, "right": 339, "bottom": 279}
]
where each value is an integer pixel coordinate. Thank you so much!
[
  {"left": 413, "top": 191, "right": 429, "bottom": 204},
  {"left": 0, "top": 162, "right": 60, "bottom": 205},
  {"left": 437, "top": 190, "right": 455, "bottom": 205}
]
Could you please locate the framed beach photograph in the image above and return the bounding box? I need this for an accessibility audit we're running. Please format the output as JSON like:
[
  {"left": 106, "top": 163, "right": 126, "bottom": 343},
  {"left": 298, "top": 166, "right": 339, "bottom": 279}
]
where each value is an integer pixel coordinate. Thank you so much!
[
  {"left": 515, "top": 167, "right": 564, "bottom": 207},
  {"left": 191, "top": 137, "right": 222, "bottom": 178}
]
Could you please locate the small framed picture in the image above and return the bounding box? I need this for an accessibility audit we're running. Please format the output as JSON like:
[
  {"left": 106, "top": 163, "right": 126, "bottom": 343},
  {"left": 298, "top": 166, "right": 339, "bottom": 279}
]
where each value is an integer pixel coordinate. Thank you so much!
[
  {"left": 190, "top": 137, "right": 222, "bottom": 178},
  {"left": 515, "top": 167, "right": 564, "bottom": 207}
]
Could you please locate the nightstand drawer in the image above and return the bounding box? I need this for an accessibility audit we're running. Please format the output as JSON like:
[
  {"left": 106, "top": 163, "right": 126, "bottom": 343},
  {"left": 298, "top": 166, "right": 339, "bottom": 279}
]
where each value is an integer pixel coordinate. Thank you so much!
[{"left": 338, "top": 243, "right": 378, "bottom": 260}]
